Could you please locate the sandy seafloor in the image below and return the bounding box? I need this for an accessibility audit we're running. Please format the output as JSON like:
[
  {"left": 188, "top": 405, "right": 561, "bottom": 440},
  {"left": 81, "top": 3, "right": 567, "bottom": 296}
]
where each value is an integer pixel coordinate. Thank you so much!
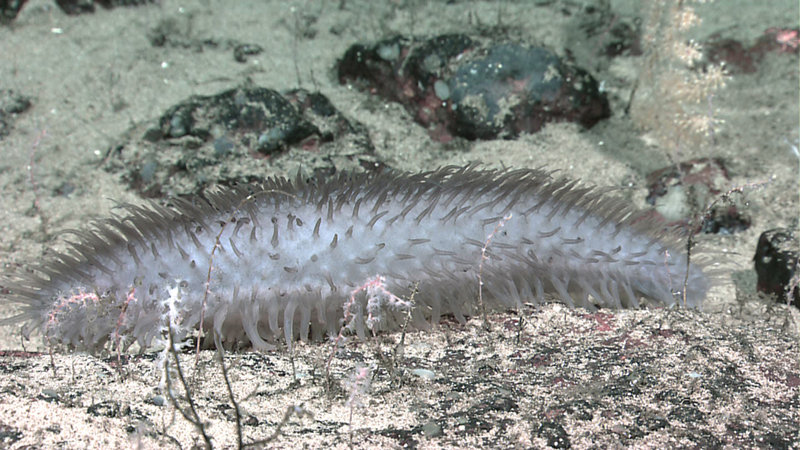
[{"left": 0, "top": 0, "right": 797, "bottom": 448}]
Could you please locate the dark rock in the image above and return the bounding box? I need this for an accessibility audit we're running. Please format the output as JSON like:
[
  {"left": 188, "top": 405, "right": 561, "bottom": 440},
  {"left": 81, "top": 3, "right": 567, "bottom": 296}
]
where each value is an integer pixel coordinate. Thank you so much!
[
  {"left": 667, "top": 405, "right": 705, "bottom": 423},
  {"left": 699, "top": 204, "right": 751, "bottom": 235},
  {"left": 158, "top": 85, "right": 318, "bottom": 154},
  {"left": 105, "top": 86, "right": 375, "bottom": 197},
  {"left": 706, "top": 28, "right": 799, "bottom": 75},
  {"left": 451, "top": 413, "right": 493, "bottom": 436},
  {"left": 283, "top": 88, "right": 373, "bottom": 153},
  {"left": 645, "top": 158, "right": 750, "bottom": 234},
  {"left": 0, "top": 0, "right": 151, "bottom": 23},
  {"left": 560, "top": 399, "right": 594, "bottom": 421},
  {"left": 147, "top": 395, "right": 165, "bottom": 407},
  {"left": 0, "top": 423, "right": 22, "bottom": 446},
  {"left": 0, "top": 89, "right": 32, "bottom": 138},
  {"left": 448, "top": 43, "right": 605, "bottom": 140},
  {"left": 54, "top": 0, "right": 96, "bottom": 14},
  {"left": 146, "top": 15, "right": 266, "bottom": 61},
  {"left": 38, "top": 389, "right": 59, "bottom": 403},
  {"left": 468, "top": 395, "right": 517, "bottom": 415},
  {"left": 233, "top": 43, "right": 263, "bottom": 63},
  {"left": 0, "top": 0, "right": 27, "bottom": 24},
  {"left": 535, "top": 421, "right": 571, "bottom": 449},
  {"left": 635, "top": 414, "right": 669, "bottom": 432},
  {"left": 338, "top": 34, "right": 610, "bottom": 142},
  {"left": 574, "top": 3, "right": 641, "bottom": 59},
  {"left": 55, "top": 0, "right": 152, "bottom": 15},
  {"left": 87, "top": 401, "right": 130, "bottom": 418},
  {"left": 147, "top": 17, "right": 192, "bottom": 48},
  {"left": 754, "top": 228, "right": 800, "bottom": 307},
  {"left": 706, "top": 37, "right": 758, "bottom": 74},
  {"left": 755, "top": 431, "right": 795, "bottom": 449},
  {"left": 377, "top": 427, "right": 418, "bottom": 448},
  {"left": 421, "top": 420, "right": 443, "bottom": 438},
  {"left": 0, "top": 89, "right": 31, "bottom": 114}
]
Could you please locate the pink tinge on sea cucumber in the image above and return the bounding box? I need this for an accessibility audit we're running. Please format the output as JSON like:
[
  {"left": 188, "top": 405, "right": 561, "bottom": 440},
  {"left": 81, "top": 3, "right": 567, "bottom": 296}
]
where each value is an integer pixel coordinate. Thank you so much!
[{"left": 0, "top": 166, "right": 711, "bottom": 352}]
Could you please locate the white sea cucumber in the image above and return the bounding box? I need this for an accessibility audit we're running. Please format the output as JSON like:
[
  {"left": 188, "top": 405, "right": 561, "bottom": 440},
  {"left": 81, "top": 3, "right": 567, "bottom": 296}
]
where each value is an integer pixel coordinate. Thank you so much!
[{"left": 1, "top": 165, "right": 710, "bottom": 352}]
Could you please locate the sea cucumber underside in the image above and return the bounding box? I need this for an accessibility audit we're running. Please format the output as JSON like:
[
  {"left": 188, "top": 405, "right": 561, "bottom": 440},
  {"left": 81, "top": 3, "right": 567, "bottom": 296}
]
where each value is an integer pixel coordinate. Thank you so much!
[{"left": 0, "top": 165, "right": 710, "bottom": 352}]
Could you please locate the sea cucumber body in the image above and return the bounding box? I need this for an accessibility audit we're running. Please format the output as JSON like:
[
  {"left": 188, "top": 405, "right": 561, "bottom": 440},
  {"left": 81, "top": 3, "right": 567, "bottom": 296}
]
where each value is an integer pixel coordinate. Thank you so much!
[{"left": 2, "top": 166, "right": 709, "bottom": 351}]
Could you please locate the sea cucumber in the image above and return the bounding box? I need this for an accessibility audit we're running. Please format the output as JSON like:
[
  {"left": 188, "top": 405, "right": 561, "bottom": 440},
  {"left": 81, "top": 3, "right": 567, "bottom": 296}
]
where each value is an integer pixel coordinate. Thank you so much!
[{"left": 1, "top": 165, "right": 710, "bottom": 352}]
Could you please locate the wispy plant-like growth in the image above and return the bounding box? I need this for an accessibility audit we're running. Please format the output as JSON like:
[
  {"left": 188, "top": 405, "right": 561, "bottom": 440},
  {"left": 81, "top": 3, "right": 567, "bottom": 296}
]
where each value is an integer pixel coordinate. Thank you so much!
[{"left": 631, "top": 0, "right": 730, "bottom": 153}]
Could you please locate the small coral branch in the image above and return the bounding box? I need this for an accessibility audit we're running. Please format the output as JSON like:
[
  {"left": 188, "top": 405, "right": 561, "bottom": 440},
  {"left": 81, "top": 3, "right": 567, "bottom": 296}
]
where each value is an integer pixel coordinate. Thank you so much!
[
  {"left": 362, "top": 276, "right": 413, "bottom": 330},
  {"left": 346, "top": 365, "right": 372, "bottom": 447},
  {"left": 26, "top": 128, "right": 49, "bottom": 236},
  {"left": 46, "top": 290, "right": 100, "bottom": 332},
  {"left": 325, "top": 275, "right": 411, "bottom": 386},
  {"left": 478, "top": 213, "right": 512, "bottom": 329},
  {"left": 681, "top": 177, "right": 772, "bottom": 305},
  {"left": 162, "top": 320, "right": 213, "bottom": 449},
  {"left": 251, "top": 404, "right": 314, "bottom": 446},
  {"left": 112, "top": 287, "right": 138, "bottom": 367}
]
